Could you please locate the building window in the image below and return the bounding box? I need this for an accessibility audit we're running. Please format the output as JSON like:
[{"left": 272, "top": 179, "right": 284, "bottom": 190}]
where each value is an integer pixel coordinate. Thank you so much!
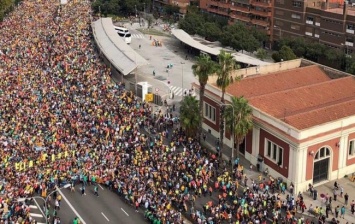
[
  {"left": 265, "top": 139, "right": 283, "bottom": 166},
  {"left": 291, "top": 13, "right": 301, "bottom": 19},
  {"left": 275, "top": 10, "right": 284, "bottom": 16},
  {"left": 292, "top": 1, "right": 302, "bottom": 7},
  {"left": 276, "top": 0, "right": 284, "bottom": 4},
  {"left": 204, "top": 102, "right": 216, "bottom": 122},
  {"left": 314, "top": 147, "right": 330, "bottom": 160},
  {"left": 291, "top": 25, "right": 300, "bottom": 30},
  {"left": 349, "top": 140, "right": 355, "bottom": 157}
]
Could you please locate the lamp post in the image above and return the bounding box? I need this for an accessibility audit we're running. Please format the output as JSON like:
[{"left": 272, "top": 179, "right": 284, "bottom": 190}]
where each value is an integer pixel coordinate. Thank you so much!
[
  {"left": 342, "top": 43, "right": 349, "bottom": 72},
  {"left": 18, "top": 184, "right": 71, "bottom": 224},
  {"left": 220, "top": 103, "right": 235, "bottom": 172},
  {"left": 274, "top": 25, "right": 282, "bottom": 39},
  {"left": 135, "top": 4, "right": 137, "bottom": 17},
  {"left": 180, "top": 62, "right": 185, "bottom": 96}
]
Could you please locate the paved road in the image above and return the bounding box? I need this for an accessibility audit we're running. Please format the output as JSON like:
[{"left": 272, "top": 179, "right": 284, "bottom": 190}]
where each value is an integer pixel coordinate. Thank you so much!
[{"left": 56, "top": 185, "right": 146, "bottom": 224}]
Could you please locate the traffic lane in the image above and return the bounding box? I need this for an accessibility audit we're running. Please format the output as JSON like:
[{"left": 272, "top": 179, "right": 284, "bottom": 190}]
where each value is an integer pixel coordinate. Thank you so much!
[
  {"left": 43, "top": 189, "right": 81, "bottom": 224},
  {"left": 60, "top": 184, "right": 146, "bottom": 224}
]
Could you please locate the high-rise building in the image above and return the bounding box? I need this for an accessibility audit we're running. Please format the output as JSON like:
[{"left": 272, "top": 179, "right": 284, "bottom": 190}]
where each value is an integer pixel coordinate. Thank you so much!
[
  {"left": 200, "top": 0, "right": 274, "bottom": 37},
  {"left": 200, "top": 0, "right": 355, "bottom": 53},
  {"left": 154, "top": 0, "right": 196, "bottom": 14}
]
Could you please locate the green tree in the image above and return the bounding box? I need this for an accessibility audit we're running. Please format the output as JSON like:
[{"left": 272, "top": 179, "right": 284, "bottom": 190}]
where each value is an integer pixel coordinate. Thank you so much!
[
  {"left": 256, "top": 48, "right": 267, "bottom": 61},
  {"left": 180, "top": 96, "right": 200, "bottom": 137},
  {"left": 0, "top": 0, "right": 14, "bottom": 21},
  {"left": 164, "top": 5, "right": 180, "bottom": 15},
  {"left": 224, "top": 96, "right": 253, "bottom": 160},
  {"left": 220, "top": 23, "right": 260, "bottom": 52},
  {"left": 178, "top": 12, "right": 204, "bottom": 35},
  {"left": 216, "top": 50, "right": 239, "bottom": 153},
  {"left": 192, "top": 54, "right": 218, "bottom": 141},
  {"left": 203, "top": 22, "right": 221, "bottom": 42},
  {"left": 272, "top": 45, "right": 297, "bottom": 62}
]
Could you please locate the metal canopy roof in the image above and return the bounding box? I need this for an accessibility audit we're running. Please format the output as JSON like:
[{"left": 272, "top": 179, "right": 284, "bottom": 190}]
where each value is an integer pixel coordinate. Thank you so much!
[
  {"left": 92, "top": 18, "right": 149, "bottom": 76},
  {"left": 171, "top": 29, "right": 270, "bottom": 66}
]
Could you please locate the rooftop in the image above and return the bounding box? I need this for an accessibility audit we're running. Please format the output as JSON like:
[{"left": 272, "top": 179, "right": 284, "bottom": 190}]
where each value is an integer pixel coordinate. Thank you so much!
[{"left": 219, "top": 65, "right": 355, "bottom": 130}]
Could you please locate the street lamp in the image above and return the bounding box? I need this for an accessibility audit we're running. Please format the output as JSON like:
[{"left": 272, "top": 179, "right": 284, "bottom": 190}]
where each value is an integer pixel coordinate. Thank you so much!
[
  {"left": 341, "top": 43, "right": 349, "bottom": 72},
  {"left": 274, "top": 25, "right": 282, "bottom": 39},
  {"left": 181, "top": 62, "right": 185, "bottom": 96},
  {"left": 18, "top": 184, "right": 71, "bottom": 224},
  {"left": 220, "top": 103, "right": 235, "bottom": 172},
  {"left": 135, "top": 5, "right": 137, "bottom": 17}
]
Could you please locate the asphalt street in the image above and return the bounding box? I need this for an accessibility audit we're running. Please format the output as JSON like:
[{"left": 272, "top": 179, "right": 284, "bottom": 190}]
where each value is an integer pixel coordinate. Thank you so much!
[{"left": 56, "top": 184, "right": 147, "bottom": 224}]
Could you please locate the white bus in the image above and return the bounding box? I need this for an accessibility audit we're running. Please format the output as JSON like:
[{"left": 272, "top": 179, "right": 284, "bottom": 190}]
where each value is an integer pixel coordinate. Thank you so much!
[{"left": 114, "top": 26, "right": 132, "bottom": 44}]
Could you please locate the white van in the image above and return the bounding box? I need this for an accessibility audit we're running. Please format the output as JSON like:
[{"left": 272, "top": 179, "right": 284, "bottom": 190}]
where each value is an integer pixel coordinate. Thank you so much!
[{"left": 114, "top": 26, "right": 132, "bottom": 44}]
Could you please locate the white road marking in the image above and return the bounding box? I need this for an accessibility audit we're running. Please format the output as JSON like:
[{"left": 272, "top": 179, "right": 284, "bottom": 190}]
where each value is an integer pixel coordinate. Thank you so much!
[
  {"left": 29, "top": 205, "right": 38, "bottom": 209},
  {"left": 101, "top": 212, "right": 110, "bottom": 221},
  {"left": 30, "top": 213, "right": 43, "bottom": 217},
  {"left": 32, "top": 198, "right": 45, "bottom": 218},
  {"left": 121, "top": 208, "right": 129, "bottom": 216},
  {"left": 99, "top": 184, "right": 104, "bottom": 190},
  {"left": 56, "top": 186, "right": 87, "bottom": 224}
]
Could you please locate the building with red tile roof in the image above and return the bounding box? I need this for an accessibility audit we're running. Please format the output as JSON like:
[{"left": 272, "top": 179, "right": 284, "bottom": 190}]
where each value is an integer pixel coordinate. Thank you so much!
[{"left": 198, "top": 59, "right": 355, "bottom": 193}]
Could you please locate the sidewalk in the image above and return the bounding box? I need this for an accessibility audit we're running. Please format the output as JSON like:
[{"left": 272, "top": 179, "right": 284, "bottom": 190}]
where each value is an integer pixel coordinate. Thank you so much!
[{"left": 200, "top": 130, "right": 355, "bottom": 224}]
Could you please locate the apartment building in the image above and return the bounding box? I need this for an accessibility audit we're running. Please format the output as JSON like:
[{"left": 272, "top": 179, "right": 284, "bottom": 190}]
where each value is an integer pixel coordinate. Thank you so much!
[
  {"left": 154, "top": 0, "right": 195, "bottom": 14},
  {"left": 199, "top": 0, "right": 274, "bottom": 37},
  {"left": 198, "top": 0, "right": 355, "bottom": 51},
  {"left": 274, "top": 0, "right": 355, "bottom": 53}
]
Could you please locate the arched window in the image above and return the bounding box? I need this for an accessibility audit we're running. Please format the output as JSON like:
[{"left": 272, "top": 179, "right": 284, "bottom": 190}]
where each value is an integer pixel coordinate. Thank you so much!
[{"left": 314, "top": 147, "right": 330, "bottom": 161}]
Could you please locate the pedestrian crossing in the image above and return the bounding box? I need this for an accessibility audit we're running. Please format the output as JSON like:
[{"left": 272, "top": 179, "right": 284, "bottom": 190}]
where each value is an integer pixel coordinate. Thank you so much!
[
  {"left": 131, "top": 34, "right": 145, "bottom": 39},
  {"left": 169, "top": 86, "right": 197, "bottom": 97},
  {"left": 29, "top": 204, "right": 46, "bottom": 224}
]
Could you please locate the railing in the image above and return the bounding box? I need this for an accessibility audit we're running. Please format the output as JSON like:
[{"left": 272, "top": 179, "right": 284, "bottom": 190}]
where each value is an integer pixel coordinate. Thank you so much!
[
  {"left": 230, "top": 5, "right": 250, "bottom": 13},
  {"left": 250, "top": 0, "right": 271, "bottom": 8},
  {"left": 251, "top": 19, "right": 269, "bottom": 27},
  {"left": 230, "top": 13, "right": 251, "bottom": 22},
  {"left": 250, "top": 9, "right": 271, "bottom": 17},
  {"left": 209, "top": 0, "right": 230, "bottom": 8}
]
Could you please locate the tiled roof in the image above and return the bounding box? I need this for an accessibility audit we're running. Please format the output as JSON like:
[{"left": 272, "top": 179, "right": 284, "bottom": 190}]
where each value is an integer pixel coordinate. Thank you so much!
[
  {"left": 222, "top": 65, "right": 355, "bottom": 130},
  {"left": 224, "top": 65, "right": 331, "bottom": 98}
]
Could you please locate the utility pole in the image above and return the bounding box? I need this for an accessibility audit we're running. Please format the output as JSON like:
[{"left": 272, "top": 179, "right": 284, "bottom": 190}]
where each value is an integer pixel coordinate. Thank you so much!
[{"left": 181, "top": 62, "right": 185, "bottom": 96}]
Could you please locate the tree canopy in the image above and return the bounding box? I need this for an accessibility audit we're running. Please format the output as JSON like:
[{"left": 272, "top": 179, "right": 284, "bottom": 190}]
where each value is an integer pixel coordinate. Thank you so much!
[{"left": 180, "top": 96, "right": 200, "bottom": 138}]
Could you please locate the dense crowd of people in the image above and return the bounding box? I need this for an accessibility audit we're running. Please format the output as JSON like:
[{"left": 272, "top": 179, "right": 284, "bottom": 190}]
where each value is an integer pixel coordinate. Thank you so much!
[{"left": 0, "top": 0, "right": 353, "bottom": 224}]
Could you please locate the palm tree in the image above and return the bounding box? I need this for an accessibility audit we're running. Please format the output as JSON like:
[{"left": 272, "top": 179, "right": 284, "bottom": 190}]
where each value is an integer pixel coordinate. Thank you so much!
[
  {"left": 216, "top": 50, "right": 239, "bottom": 152},
  {"left": 192, "top": 54, "right": 218, "bottom": 141},
  {"left": 180, "top": 96, "right": 200, "bottom": 138},
  {"left": 224, "top": 96, "right": 253, "bottom": 161}
]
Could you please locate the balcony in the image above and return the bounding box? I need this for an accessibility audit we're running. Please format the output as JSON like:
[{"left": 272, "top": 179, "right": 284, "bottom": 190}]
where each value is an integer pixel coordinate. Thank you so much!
[
  {"left": 306, "top": 20, "right": 313, "bottom": 25},
  {"left": 251, "top": 19, "right": 269, "bottom": 27},
  {"left": 315, "top": 22, "right": 320, "bottom": 26},
  {"left": 250, "top": 9, "right": 271, "bottom": 17},
  {"left": 305, "top": 32, "right": 312, "bottom": 36},
  {"left": 250, "top": 0, "right": 271, "bottom": 8},
  {"left": 346, "top": 41, "right": 354, "bottom": 47},
  {"left": 230, "top": 13, "right": 251, "bottom": 23},
  {"left": 230, "top": 5, "right": 250, "bottom": 13},
  {"left": 346, "top": 29, "right": 355, "bottom": 34},
  {"left": 209, "top": 0, "right": 230, "bottom": 8},
  {"left": 315, "top": 34, "right": 320, "bottom": 38}
]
